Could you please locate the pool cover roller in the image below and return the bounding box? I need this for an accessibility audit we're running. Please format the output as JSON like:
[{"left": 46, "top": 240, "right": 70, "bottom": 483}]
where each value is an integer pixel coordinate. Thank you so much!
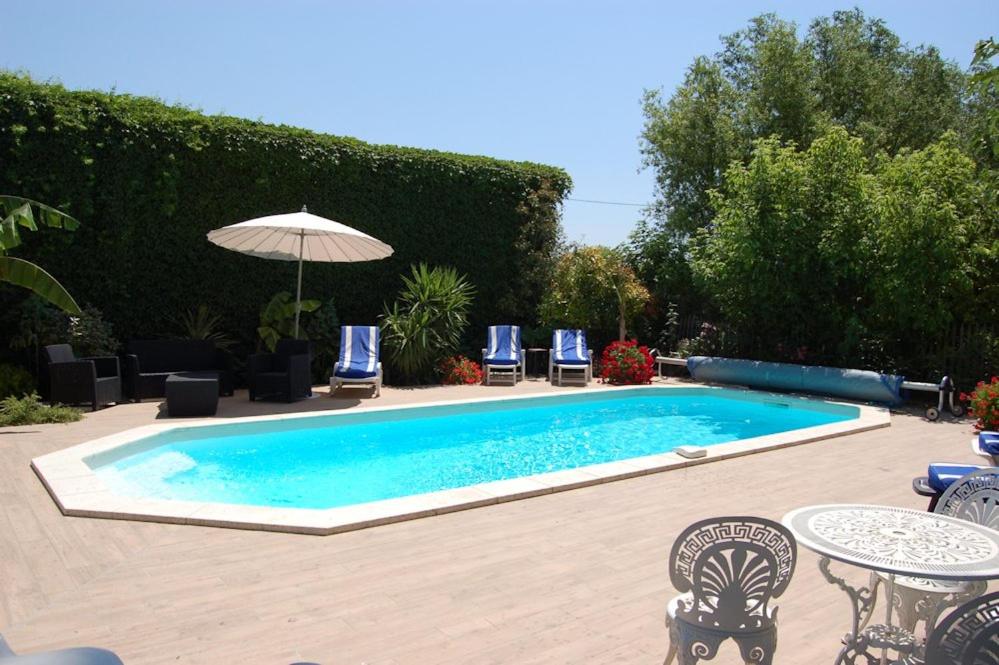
[{"left": 686, "top": 356, "right": 905, "bottom": 405}]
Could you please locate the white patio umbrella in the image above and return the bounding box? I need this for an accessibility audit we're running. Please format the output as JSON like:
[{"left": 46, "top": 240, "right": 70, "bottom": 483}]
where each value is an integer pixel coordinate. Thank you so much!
[{"left": 207, "top": 206, "right": 394, "bottom": 336}]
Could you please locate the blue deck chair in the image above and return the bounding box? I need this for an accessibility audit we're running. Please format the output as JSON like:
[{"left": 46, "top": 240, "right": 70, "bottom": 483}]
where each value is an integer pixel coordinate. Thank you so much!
[
  {"left": 549, "top": 329, "right": 593, "bottom": 386},
  {"left": 912, "top": 462, "right": 988, "bottom": 510},
  {"left": 482, "top": 325, "right": 524, "bottom": 385},
  {"left": 331, "top": 326, "right": 381, "bottom": 397}
]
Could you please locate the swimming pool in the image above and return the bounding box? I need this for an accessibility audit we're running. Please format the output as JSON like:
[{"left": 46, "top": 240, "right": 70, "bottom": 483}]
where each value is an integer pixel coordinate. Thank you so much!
[
  {"left": 89, "top": 388, "right": 854, "bottom": 508},
  {"left": 33, "top": 386, "right": 887, "bottom": 534}
]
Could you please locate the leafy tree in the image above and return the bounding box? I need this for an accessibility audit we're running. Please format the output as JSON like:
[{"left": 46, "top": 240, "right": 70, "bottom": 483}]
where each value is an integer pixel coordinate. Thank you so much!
[
  {"left": 692, "top": 127, "right": 995, "bottom": 371},
  {"left": 640, "top": 58, "right": 741, "bottom": 236},
  {"left": 380, "top": 264, "right": 475, "bottom": 384},
  {"left": 868, "top": 134, "right": 989, "bottom": 340},
  {"left": 0, "top": 196, "right": 81, "bottom": 315},
  {"left": 539, "top": 246, "right": 650, "bottom": 341},
  {"left": 692, "top": 129, "right": 872, "bottom": 359},
  {"left": 967, "top": 37, "right": 999, "bottom": 165},
  {"left": 636, "top": 9, "right": 970, "bottom": 276},
  {"left": 720, "top": 14, "right": 818, "bottom": 147},
  {"left": 808, "top": 10, "right": 903, "bottom": 139}
]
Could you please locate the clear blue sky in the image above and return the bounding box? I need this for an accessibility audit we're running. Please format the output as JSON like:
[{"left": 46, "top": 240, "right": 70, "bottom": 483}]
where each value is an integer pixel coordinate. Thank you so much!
[{"left": 4, "top": 1, "right": 996, "bottom": 246}]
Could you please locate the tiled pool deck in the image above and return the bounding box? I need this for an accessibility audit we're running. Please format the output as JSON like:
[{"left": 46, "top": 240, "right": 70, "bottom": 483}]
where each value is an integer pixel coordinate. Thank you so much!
[{"left": 0, "top": 377, "right": 986, "bottom": 663}]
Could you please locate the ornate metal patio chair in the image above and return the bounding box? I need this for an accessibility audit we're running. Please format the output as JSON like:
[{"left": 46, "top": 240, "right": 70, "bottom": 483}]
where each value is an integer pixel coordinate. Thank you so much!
[
  {"left": 871, "top": 468, "right": 998, "bottom": 638},
  {"left": 923, "top": 589, "right": 999, "bottom": 664},
  {"left": 664, "top": 516, "right": 797, "bottom": 665}
]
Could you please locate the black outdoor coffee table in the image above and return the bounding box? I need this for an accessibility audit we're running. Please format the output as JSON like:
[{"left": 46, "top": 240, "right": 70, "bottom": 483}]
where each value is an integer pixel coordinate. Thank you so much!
[{"left": 165, "top": 371, "right": 219, "bottom": 417}]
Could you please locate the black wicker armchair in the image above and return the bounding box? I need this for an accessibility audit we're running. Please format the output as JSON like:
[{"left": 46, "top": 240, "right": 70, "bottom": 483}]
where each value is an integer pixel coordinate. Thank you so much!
[
  {"left": 248, "top": 339, "right": 312, "bottom": 402},
  {"left": 44, "top": 344, "right": 122, "bottom": 411}
]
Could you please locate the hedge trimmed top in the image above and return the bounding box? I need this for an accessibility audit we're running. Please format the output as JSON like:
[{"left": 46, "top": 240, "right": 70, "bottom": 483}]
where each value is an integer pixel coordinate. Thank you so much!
[
  {"left": 0, "top": 72, "right": 571, "bottom": 346},
  {"left": 0, "top": 73, "right": 568, "bottom": 184}
]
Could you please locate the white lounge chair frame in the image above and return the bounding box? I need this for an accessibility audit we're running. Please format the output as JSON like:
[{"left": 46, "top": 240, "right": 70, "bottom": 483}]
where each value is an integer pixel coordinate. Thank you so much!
[
  {"left": 548, "top": 349, "right": 593, "bottom": 386},
  {"left": 481, "top": 348, "right": 525, "bottom": 386},
  {"left": 330, "top": 362, "right": 382, "bottom": 397},
  {"left": 972, "top": 434, "right": 999, "bottom": 465}
]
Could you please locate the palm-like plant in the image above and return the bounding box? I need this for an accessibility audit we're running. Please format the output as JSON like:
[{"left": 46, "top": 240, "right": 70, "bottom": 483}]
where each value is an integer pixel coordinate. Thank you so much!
[
  {"left": 0, "top": 196, "right": 81, "bottom": 315},
  {"left": 177, "top": 304, "right": 236, "bottom": 350},
  {"left": 380, "top": 264, "right": 475, "bottom": 382}
]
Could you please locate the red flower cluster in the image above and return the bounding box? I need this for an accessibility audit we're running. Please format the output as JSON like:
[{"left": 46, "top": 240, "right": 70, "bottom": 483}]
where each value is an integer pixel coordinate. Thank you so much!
[
  {"left": 961, "top": 376, "right": 999, "bottom": 432},
  {"left": 438, "top": 355, "right": 484, "bottom": 385},
  {"left": 599, "top": 340, "right": 655, "bottom": 385}
]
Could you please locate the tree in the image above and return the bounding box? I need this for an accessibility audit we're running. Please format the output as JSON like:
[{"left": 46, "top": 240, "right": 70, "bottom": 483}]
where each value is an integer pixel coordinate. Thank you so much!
[
  {"left": 720, "top": 14, "right": 818, "bottom": 147},
  {"left": 967, "top": 38, "right": 999, "bottom": 165},
  {"left": 0, "top": 196, "right": 81, "bottom": 315},
  {"left": 691, "top": 129, "right": 873, "bottom": 360},
  {"left": 640, "top": 58, "right": 741, "bottom": 237},
  {"left": 868, "top": 134, "right": 989, "bottom": 340},
  {"left": 636, "top": 9, "right": 969, "bottom": 273},
  {"left": 539, "top": 246, "right": 650, "bottom": 341},
  {"left": 691, "top": 127, "right": 995, "bottom": 370}
]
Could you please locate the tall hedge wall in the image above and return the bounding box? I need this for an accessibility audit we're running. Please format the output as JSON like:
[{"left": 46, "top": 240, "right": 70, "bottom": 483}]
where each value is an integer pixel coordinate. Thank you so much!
[{"left": 0, "top": 73, "right": 571, "bottom": 348}]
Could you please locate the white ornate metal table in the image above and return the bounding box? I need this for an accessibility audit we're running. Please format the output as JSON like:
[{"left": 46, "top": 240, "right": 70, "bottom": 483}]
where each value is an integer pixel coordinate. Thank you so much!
[{"left": 783, "top": 504, "right": 999, "bottom": 664}]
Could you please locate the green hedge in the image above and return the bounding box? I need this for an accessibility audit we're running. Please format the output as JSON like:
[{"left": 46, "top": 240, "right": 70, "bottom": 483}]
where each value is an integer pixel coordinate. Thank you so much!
[{"left": 0, "top": 73, "right": 571, "bottom": 349}]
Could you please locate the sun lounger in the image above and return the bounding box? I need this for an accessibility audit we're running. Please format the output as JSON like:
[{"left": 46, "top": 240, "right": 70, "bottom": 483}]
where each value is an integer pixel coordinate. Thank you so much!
[
  {"left": 482, "top": 325, "right": 524, "bottom": 385},
  {"left": 548, "top": 329, "right": 593, "bottom": 386},
  {"left": 331, "top": 325, "right": 382, "bottom": 397}
]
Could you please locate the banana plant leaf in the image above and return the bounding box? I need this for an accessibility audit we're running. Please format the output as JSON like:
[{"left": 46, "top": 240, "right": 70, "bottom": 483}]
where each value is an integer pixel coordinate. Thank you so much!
[
  {"left": 0, "top": 256, "right": 82, "bottom": 315},
  {"left": 0, "top": 195, "right": 80, "bottom": 252}
]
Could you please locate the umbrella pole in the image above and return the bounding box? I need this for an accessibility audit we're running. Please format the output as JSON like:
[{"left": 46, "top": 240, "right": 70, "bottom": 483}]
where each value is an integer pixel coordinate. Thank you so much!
[{"left": 294, "top": 229, "right": 304, "bottom": 338}]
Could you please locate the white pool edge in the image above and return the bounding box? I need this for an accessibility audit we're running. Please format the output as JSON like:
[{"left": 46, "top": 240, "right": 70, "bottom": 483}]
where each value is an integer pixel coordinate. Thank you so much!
[{"left": 32, "top": 384, "right": 890, "bottom": 536}]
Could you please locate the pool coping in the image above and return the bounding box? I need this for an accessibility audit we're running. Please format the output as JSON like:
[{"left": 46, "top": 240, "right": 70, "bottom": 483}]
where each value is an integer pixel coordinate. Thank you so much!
[{"left": 31, "top": 384, "right": 890, "bottom": 536}]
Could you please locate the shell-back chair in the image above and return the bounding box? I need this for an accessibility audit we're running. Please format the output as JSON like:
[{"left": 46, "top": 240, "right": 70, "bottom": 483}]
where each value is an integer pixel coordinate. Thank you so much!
[
  {"left": 664, "top": 516, "right": 797, "bottom": 665},
  {"left": 924, "top": 589, "right": 999, "bottom": 664}
]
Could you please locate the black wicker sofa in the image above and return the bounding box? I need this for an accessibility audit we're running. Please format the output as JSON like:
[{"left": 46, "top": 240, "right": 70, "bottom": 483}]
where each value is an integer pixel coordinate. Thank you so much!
[{"left": 123, "top": 339, "right": 233, "bottom": 401}]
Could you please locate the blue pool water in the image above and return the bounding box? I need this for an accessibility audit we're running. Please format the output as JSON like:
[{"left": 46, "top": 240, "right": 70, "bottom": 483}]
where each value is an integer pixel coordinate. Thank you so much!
[{"left": 90, "top": 388, "right": 857, "bottom": 509}]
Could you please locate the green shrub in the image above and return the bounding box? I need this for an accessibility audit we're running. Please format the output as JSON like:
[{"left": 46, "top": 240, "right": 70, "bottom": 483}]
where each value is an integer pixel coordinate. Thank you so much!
[
  {"left": 0, "top": 73, "right": 570, "bottom": 350},
  {"left": 381, "top": 264, "right": 474, "bottom": 384},
  {"left": 256, "top": 292, "right": 320, "bottom": 352},
  {"left": 68, "top": 305, "right": 119, "bottom": 356},
  {"left": 303, "top": 298, "right": 340, "bottom": 384},
  {"left": 175, "top": 304, "right": 235, "bottom": 350},
  {"left": 0, "top": 393, "right": 81, "bottom": 426},
  {"left": 0, "top": 363, "right": 35, "bottom": 398}
]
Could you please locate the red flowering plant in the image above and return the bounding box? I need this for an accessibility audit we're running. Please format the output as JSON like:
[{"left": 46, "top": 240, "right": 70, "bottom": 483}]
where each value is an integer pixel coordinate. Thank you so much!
[
  {"left": 599, "top": 340, "right": 655, "bottom": 385},
  {"left": 437, "top": 355, "right": 484, "bottom": 385},
  {"left": 962, "top": 376, "right": 999, "bottom": 432}
]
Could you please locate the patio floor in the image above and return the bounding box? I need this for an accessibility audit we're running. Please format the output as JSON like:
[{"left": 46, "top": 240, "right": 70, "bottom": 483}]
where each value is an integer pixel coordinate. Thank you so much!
[{"left": 0, "top": 378, "right": 985, "bottom": 664}]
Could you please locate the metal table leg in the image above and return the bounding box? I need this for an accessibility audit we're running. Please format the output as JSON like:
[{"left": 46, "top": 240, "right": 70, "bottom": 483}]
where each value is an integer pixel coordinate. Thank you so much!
[{"left": 819, "top": 557, "right": 879, "bottom": 664}]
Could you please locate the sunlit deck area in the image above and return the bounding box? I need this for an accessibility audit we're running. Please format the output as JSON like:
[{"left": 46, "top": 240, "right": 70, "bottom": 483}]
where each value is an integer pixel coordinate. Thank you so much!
[{"left": 0, "top": 378, "right": 982, "bottom": 664}]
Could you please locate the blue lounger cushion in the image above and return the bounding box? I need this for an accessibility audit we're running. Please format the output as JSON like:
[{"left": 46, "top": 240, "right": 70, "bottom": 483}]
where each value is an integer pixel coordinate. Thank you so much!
[
  {"left": 980, "top": 432, "right": 999, "bottom": 456},
  {"left": 927, "top": 462, "right": 984, "bottom": 493},
  {"left": 552, "top": 329, "right": 591, "bottom": 365},
  {"left": 484, "top": 325, "right": 521, "bottom": 365},
  {"left": 335, "top": 326, "right": 380, "bottom": 379}
]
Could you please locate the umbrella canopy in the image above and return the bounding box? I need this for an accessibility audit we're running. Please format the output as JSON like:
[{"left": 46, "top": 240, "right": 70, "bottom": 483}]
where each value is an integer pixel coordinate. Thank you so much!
[{"left": 207, "top": 206, "right": 393, "bottom": 335}]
